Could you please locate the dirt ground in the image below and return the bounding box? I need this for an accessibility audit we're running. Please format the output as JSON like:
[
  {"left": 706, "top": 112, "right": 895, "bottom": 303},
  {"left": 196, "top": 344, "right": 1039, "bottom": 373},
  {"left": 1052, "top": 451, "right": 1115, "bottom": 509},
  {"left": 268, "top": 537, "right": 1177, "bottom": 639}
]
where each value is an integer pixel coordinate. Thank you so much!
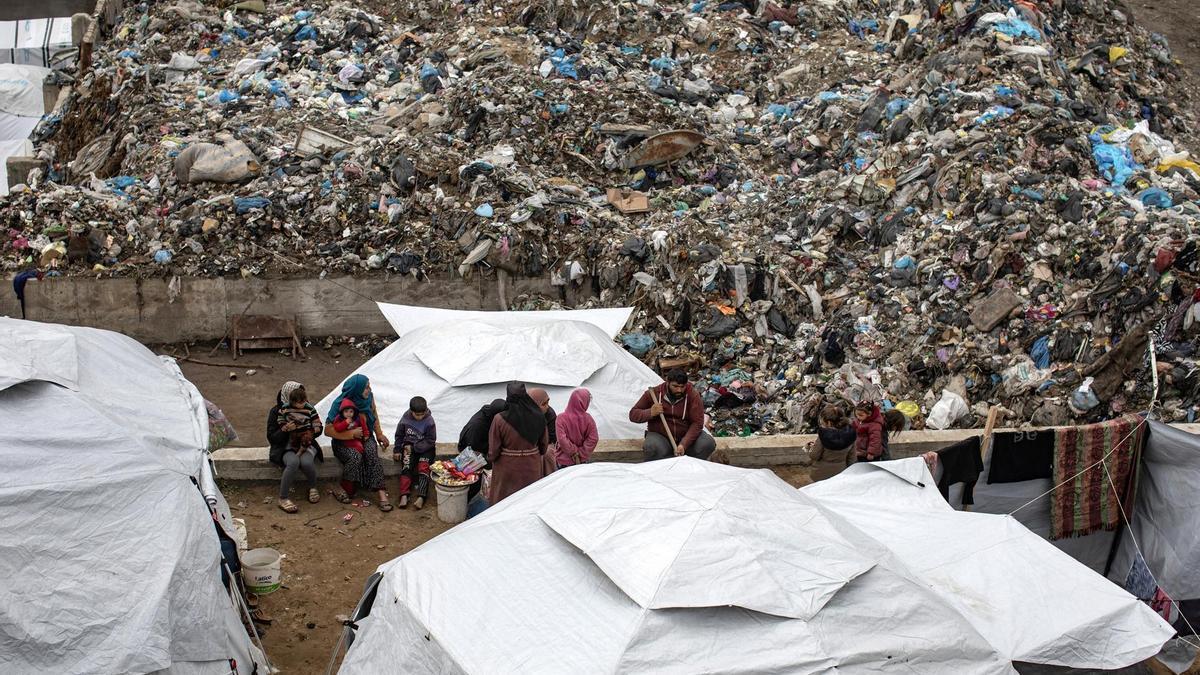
[
  {"left": 224, "top": 462, "right": 825, "bottom": 674},
  {"left": 166, "top": 341, "right": 371, "bottom": 447}
]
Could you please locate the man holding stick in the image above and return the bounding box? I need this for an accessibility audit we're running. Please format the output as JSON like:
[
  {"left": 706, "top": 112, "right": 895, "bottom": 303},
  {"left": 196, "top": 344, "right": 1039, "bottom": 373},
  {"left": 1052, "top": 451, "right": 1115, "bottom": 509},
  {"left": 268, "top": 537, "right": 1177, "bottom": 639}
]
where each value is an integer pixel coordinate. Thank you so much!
[{"left": 628, "top": 369, "right": 716, "bottom": 461}]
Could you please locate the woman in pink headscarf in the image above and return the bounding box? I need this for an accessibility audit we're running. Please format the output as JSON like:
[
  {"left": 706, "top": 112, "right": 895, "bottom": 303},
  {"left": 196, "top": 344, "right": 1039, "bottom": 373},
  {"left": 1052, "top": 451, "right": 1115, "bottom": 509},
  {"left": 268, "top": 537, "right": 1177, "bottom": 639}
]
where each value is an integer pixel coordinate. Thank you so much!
[{"left": 554, "top": 388, "right": 598, "bottom": 469}]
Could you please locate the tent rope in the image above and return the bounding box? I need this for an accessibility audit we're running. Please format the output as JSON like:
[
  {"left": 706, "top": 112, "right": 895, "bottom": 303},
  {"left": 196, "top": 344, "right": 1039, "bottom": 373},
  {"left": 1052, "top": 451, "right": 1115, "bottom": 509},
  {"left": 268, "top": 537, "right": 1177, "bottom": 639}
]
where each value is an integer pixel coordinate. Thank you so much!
[{"left": 1102, "top": 455, "right": 1200, "bottom": 650}]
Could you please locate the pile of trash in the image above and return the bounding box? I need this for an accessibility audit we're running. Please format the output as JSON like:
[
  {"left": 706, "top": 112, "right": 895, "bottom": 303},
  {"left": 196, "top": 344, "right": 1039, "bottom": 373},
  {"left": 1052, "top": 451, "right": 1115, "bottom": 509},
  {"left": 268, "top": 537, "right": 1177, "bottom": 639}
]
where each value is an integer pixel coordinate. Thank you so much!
[{"left": 4, "top": 0, "right": 1200, "bottom": 432}]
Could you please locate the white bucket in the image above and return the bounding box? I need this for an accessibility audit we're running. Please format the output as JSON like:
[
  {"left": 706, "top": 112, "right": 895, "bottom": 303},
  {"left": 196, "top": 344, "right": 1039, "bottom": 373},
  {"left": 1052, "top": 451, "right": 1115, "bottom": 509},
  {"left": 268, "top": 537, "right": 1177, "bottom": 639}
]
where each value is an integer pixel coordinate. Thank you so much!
[
  {"left": 434, "top": 482, "right": 470, "bottom": 524},
  {"left": 241, "top": 548, "right": 282, "bottom": 594}
]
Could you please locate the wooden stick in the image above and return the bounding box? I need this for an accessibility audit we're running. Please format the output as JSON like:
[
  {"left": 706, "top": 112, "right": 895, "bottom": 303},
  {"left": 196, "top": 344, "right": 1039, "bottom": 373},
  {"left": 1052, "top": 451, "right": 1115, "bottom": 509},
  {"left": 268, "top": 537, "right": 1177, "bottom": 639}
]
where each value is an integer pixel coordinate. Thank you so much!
[
  {"left": 648, "top": 387, "right": 681, "bottom": 455},
  {"left": 172, "top": 356, "right": 273, "bottom": 370}
]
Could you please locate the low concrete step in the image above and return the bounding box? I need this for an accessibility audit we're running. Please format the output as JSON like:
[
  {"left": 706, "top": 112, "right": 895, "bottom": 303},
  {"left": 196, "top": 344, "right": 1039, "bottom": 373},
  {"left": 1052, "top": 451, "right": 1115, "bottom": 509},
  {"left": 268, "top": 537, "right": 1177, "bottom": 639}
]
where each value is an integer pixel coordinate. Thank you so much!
[{"left": 212, "top": 423, "right": 1189, "bottom": 481}]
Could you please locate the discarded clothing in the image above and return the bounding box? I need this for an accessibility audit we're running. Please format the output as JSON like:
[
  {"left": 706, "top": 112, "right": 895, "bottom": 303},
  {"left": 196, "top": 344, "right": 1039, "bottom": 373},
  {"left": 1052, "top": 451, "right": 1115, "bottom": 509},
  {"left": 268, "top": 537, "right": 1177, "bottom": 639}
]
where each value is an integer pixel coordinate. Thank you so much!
[
  {"left": 1050, "top": 415, "right": 1145, "bottom": 540},
  {"left": 987, "top": 430, "right": 1054, "bottom": 484}
]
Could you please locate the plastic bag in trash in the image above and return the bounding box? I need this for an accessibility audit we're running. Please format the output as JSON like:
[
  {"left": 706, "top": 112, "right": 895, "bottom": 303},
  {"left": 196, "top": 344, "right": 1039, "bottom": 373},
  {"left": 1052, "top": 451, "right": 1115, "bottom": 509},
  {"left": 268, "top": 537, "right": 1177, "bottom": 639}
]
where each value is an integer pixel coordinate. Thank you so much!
[{"left": 927, "top": 390, "right": 969, "bottom": 430}]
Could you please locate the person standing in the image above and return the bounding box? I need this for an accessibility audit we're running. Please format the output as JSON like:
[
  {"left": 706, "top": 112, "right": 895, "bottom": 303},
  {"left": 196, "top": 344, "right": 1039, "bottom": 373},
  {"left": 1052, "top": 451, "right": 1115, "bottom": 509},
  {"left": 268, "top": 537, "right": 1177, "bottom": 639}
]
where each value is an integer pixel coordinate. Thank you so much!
[
  {"left": 554, "top": 388, "right": 598, "bottom": 469},
  {"left": 812, "top": 404, "right": 856, "bottom": 464},
  {"left": 487, "top": 382, "right": 551, "bottom": 505},
  {"left": 629, "top": 369, "right": 716, "bottom": 461},
  {"left": 527, "top": 387, "right": 558, "bottom": 476},
  {"left": 324, "top": 374, "right": 394, "bottom": 511},
  {"left": 852, "top": 401, "right": 891, "bottom": 463}
]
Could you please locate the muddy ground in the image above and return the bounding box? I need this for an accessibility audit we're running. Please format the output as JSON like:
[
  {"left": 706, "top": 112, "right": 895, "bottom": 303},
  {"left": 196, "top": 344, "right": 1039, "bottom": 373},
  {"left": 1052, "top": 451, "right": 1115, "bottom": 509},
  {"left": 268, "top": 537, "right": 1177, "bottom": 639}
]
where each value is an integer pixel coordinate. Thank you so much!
[
  {"left": 169, "top": 341, "right": 371, "bottom": 446},
  {"left": 225, "top": 463, "right": 821, "bottom": 673}
]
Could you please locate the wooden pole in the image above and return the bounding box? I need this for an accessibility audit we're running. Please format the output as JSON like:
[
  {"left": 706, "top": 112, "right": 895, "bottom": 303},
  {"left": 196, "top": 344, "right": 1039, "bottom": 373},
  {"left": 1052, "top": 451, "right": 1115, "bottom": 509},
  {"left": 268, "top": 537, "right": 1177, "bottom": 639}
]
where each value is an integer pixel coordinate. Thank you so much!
[{"left": 648, "top": 387, "right": 681, "bottom": 455}]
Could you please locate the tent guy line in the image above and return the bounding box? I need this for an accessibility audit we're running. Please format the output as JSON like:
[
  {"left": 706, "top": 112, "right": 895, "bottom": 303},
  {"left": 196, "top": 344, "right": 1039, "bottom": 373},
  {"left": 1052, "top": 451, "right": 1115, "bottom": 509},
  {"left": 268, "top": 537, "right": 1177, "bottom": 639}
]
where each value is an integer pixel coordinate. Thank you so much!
[{"left": 1101, "top": 452, "right": 1200, "bottom": 651}]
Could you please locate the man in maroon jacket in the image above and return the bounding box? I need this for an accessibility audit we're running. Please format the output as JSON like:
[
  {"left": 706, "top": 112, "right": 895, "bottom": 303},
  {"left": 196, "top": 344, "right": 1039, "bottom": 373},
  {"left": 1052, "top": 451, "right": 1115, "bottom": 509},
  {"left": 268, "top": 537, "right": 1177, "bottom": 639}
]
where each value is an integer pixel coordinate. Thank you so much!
[{"left": 629, "top": 370, "right": 716, "bottom": 461}]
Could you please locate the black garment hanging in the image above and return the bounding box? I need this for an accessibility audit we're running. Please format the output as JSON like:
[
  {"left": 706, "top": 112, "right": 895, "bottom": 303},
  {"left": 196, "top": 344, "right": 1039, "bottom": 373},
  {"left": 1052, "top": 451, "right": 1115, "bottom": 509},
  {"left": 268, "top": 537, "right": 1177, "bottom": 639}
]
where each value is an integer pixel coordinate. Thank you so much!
[
  {"left": 987, "top": 430, "right": 1055, "bottom": 484},
  {"left": 936, "top": 436, "right": 983, "bottom": 505}
]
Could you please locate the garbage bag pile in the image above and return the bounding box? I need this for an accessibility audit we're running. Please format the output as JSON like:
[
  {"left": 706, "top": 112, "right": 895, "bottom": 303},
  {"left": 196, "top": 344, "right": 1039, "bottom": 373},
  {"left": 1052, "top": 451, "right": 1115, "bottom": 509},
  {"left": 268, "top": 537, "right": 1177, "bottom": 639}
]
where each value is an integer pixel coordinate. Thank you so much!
[{"left": 4, "top": 0, "right": 1200, "bottom": 433}]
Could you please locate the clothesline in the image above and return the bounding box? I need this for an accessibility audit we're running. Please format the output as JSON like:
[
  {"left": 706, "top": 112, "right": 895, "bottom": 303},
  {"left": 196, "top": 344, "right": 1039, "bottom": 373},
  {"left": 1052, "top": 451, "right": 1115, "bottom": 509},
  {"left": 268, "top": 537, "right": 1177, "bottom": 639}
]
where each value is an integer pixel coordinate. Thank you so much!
[{"left": 1006, "top": 413, "right": 1148, "bottom": 517}]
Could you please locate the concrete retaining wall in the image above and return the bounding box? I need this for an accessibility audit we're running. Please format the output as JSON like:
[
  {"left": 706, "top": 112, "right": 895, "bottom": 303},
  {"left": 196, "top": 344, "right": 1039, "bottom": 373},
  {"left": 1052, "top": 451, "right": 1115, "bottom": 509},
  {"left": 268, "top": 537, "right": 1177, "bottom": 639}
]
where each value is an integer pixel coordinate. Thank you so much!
[
  {"left": 12, "top": 273, "right": 596, "bottom": 342},
  {"left": 210, "top": 423, "right": 1200, "bottom": 481}
]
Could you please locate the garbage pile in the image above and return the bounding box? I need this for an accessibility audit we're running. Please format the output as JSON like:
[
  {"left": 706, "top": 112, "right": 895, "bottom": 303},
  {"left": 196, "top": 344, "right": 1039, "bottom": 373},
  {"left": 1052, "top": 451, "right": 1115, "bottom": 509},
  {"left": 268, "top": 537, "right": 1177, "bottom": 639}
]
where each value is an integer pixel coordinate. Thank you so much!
[{"left": 4, "top": 0, "right": 1200, "bottom": 432}]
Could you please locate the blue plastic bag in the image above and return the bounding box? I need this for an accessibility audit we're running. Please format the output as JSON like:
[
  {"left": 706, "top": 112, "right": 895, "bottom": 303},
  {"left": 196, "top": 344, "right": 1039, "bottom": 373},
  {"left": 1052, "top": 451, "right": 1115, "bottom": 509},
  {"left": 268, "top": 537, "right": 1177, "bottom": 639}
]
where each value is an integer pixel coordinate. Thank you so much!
[
  {"left": 621, "top": 333, "right": 655, "bottom": 357},
  {"left": 234, "top": 196, "right": 271, "bottom": 214}
]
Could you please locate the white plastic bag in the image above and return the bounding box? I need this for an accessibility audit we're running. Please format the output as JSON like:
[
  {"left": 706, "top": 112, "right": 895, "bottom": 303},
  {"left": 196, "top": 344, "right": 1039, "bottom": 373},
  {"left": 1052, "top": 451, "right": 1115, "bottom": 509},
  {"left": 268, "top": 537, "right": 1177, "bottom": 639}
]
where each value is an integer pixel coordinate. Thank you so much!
[{"left": 926, "top": 389, "right": 969, "bottom": 430}]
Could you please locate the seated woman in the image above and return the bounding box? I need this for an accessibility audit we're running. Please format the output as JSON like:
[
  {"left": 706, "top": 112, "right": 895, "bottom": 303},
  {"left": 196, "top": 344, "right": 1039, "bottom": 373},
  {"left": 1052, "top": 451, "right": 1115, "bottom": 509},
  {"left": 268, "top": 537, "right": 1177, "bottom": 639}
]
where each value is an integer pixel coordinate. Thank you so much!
[
  {"left": 323, "top": 374, "right": 393, "bottom": 512},
  {"left": 487, "top": 382, "right": 552, "bottom": 505},
  {"left": 267, "top": 381, "right": 324, "bottom": 513}
]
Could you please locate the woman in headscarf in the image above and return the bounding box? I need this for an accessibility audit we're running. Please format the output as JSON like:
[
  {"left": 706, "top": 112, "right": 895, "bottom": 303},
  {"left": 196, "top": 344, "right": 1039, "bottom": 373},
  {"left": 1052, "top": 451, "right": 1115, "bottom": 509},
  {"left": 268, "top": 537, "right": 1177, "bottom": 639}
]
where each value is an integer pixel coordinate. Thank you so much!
[
  {"left": 487, "top": 382, "right": 552, "bottom": 505},
  {"left": 324, "top": 374, "right": 394, "bottom": 511},
  {"left": 527, "top": 387, "right": 559, "bottom": 475},
  {"left": 554, "top": 388, "right": 598, "bottom": 469},
  {"left": 458, "top": 398, "right": 507, "bottom": 504},
  {"left": 267, "top": 381, "right": 324, "bottom": 513}
]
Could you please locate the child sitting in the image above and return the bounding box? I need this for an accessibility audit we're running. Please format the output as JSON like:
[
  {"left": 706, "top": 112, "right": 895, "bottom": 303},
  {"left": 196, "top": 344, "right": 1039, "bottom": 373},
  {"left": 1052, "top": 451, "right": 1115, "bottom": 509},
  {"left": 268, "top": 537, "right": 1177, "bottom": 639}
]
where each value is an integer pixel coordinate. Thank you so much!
[
  {"left": 332, "top": 399, "right": 367, "bottom": 455},
  {"left": 277, "top": 388, "right": 321, "bottom": 456},
  {"left": 394, "top": 396, "right": 437, "bottom": 510}
]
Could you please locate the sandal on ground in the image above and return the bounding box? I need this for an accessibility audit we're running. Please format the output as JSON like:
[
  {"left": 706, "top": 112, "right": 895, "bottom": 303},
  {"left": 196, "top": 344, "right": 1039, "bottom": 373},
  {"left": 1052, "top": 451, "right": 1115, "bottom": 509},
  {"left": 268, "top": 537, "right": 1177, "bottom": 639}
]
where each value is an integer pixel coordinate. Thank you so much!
[
  {"left": 398, "top": 495, "right": 409, "bottom": 509},
  {"left": 379, "top": 496, "right": 394, "bottom": 512},
  {"left": 246, "top": 593, "right": 260, "bottom": 610},
  {"left": 333, "top": 491, "right": 353, "bottom": 504},
  {"left": 278, "top": 498, "right": 299, "bottom": 514},
  {"left": 250, "top": 607, "right": 273, "bottom": 625},
  {"left": 308, "top": 488, "right": 321, "bottom": 504}
]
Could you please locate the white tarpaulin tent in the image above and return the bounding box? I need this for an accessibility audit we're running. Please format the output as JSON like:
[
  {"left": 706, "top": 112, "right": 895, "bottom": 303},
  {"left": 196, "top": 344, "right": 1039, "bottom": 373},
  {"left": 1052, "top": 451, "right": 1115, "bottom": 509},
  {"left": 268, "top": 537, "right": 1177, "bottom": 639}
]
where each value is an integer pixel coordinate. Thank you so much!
[
  {"left": 0, "top": 318, "right": 267, "bottom": 675},
  {"left": 0, "top": 63, "right": 48, "bottom": 195},
  {"left": 339, "top": 458, "right": 1173, "bottom": 674},
  {"left": 943, "top": 421, "right": 1200, "bottom": 671},
  {"left": 316, "top": 304, "right": 660, "bottom": 443},
  {"left": 0, "top": 18, "right": 74, "bottom": 68}
]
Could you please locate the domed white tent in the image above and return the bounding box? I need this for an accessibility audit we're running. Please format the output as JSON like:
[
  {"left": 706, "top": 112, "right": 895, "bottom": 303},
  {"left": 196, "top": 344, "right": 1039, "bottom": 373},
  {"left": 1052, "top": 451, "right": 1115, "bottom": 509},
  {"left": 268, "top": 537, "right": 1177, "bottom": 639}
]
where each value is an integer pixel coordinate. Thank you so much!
[
  {"left": 315, "top": 304, "right": 660, "bottom": 443},
  {"left": 338, "top": 457, "right": 1173, "bottom": 674},
  {"left": 0, "top": 318, "right": 268, "bottom": 674}
]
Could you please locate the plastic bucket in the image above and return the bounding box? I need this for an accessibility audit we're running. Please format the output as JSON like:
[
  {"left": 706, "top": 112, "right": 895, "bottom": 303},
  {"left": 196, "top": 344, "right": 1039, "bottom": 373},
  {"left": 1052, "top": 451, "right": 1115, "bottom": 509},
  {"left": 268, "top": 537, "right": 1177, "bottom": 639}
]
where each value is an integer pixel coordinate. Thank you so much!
[
  {"left": 434, "top": 482, "right": 470, "bottom": 524},
  {"left": 241, "top": 548, "right": 282, "bottom": 594}
]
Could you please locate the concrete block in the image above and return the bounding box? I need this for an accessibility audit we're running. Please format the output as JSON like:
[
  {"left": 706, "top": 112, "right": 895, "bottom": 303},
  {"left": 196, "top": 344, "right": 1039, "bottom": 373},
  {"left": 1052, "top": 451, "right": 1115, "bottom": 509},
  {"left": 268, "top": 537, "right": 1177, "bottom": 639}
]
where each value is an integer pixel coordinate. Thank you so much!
[{"left": 5, "top": 156, "right": 46, "bottom": 188}]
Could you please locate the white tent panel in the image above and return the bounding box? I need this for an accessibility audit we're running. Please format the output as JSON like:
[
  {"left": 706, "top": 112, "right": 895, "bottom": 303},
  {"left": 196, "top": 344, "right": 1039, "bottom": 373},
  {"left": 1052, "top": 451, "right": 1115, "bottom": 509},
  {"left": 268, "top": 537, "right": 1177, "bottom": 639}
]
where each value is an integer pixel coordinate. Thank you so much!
[
  {"left": 376, "top": 302, "right": 633, "bottom": 339},
  {"left": 340, "top": 458, "right": 1172, "bottom": 675},
  {"left": 805, "top": 459, "right": 1175, "bottom": 668},
  {"left": 0, "top": 317, "right": 78, "bottom": 391},
  {"left": 316, "top": 312, "right": 660, "bottom": 443},
  {"left": 1111, "top": 421, "right": 1200, "bottom": 601},
  {"left": 0, "top": 318, "right": 266, "bottom": 675},
  {"left": 0, "top": 19, "right": 74, "bottom": 68}
]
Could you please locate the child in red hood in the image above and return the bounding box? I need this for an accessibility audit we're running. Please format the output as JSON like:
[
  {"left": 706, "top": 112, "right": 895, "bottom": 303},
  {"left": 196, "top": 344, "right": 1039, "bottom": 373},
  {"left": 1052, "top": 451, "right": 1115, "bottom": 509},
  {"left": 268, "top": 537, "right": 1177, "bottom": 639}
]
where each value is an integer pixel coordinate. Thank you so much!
[
  {"left": 853, "top": 401, "right": 890, "bottom": 462},
  {"left": 332, "top": 399, "right": 367, "bottom": 454}
]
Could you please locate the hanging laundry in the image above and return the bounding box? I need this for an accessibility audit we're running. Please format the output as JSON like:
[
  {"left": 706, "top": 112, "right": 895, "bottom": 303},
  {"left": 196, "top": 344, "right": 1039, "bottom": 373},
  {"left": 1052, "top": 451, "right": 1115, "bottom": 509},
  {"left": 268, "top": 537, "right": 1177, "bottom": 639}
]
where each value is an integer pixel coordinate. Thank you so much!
[
  {"left": 987, "top": 429, "right": 1054, "bottom": 484},
  {"left": 935, "top": 436, "right": 983, "bottom": 506},
  {"left": 1050, "top": 415, "right": 1146, "bottom": 540},
  {"left": 1124, "top": 552, "right": 1156, "bottom": 600}
]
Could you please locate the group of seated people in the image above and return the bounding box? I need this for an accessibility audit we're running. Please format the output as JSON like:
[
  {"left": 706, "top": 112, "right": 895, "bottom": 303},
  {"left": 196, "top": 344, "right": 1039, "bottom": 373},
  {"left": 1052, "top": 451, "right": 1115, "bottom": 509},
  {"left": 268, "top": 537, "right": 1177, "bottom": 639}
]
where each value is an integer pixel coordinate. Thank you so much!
[{"left": 264, "top": 370, "right": 901, "bottom": 514}]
